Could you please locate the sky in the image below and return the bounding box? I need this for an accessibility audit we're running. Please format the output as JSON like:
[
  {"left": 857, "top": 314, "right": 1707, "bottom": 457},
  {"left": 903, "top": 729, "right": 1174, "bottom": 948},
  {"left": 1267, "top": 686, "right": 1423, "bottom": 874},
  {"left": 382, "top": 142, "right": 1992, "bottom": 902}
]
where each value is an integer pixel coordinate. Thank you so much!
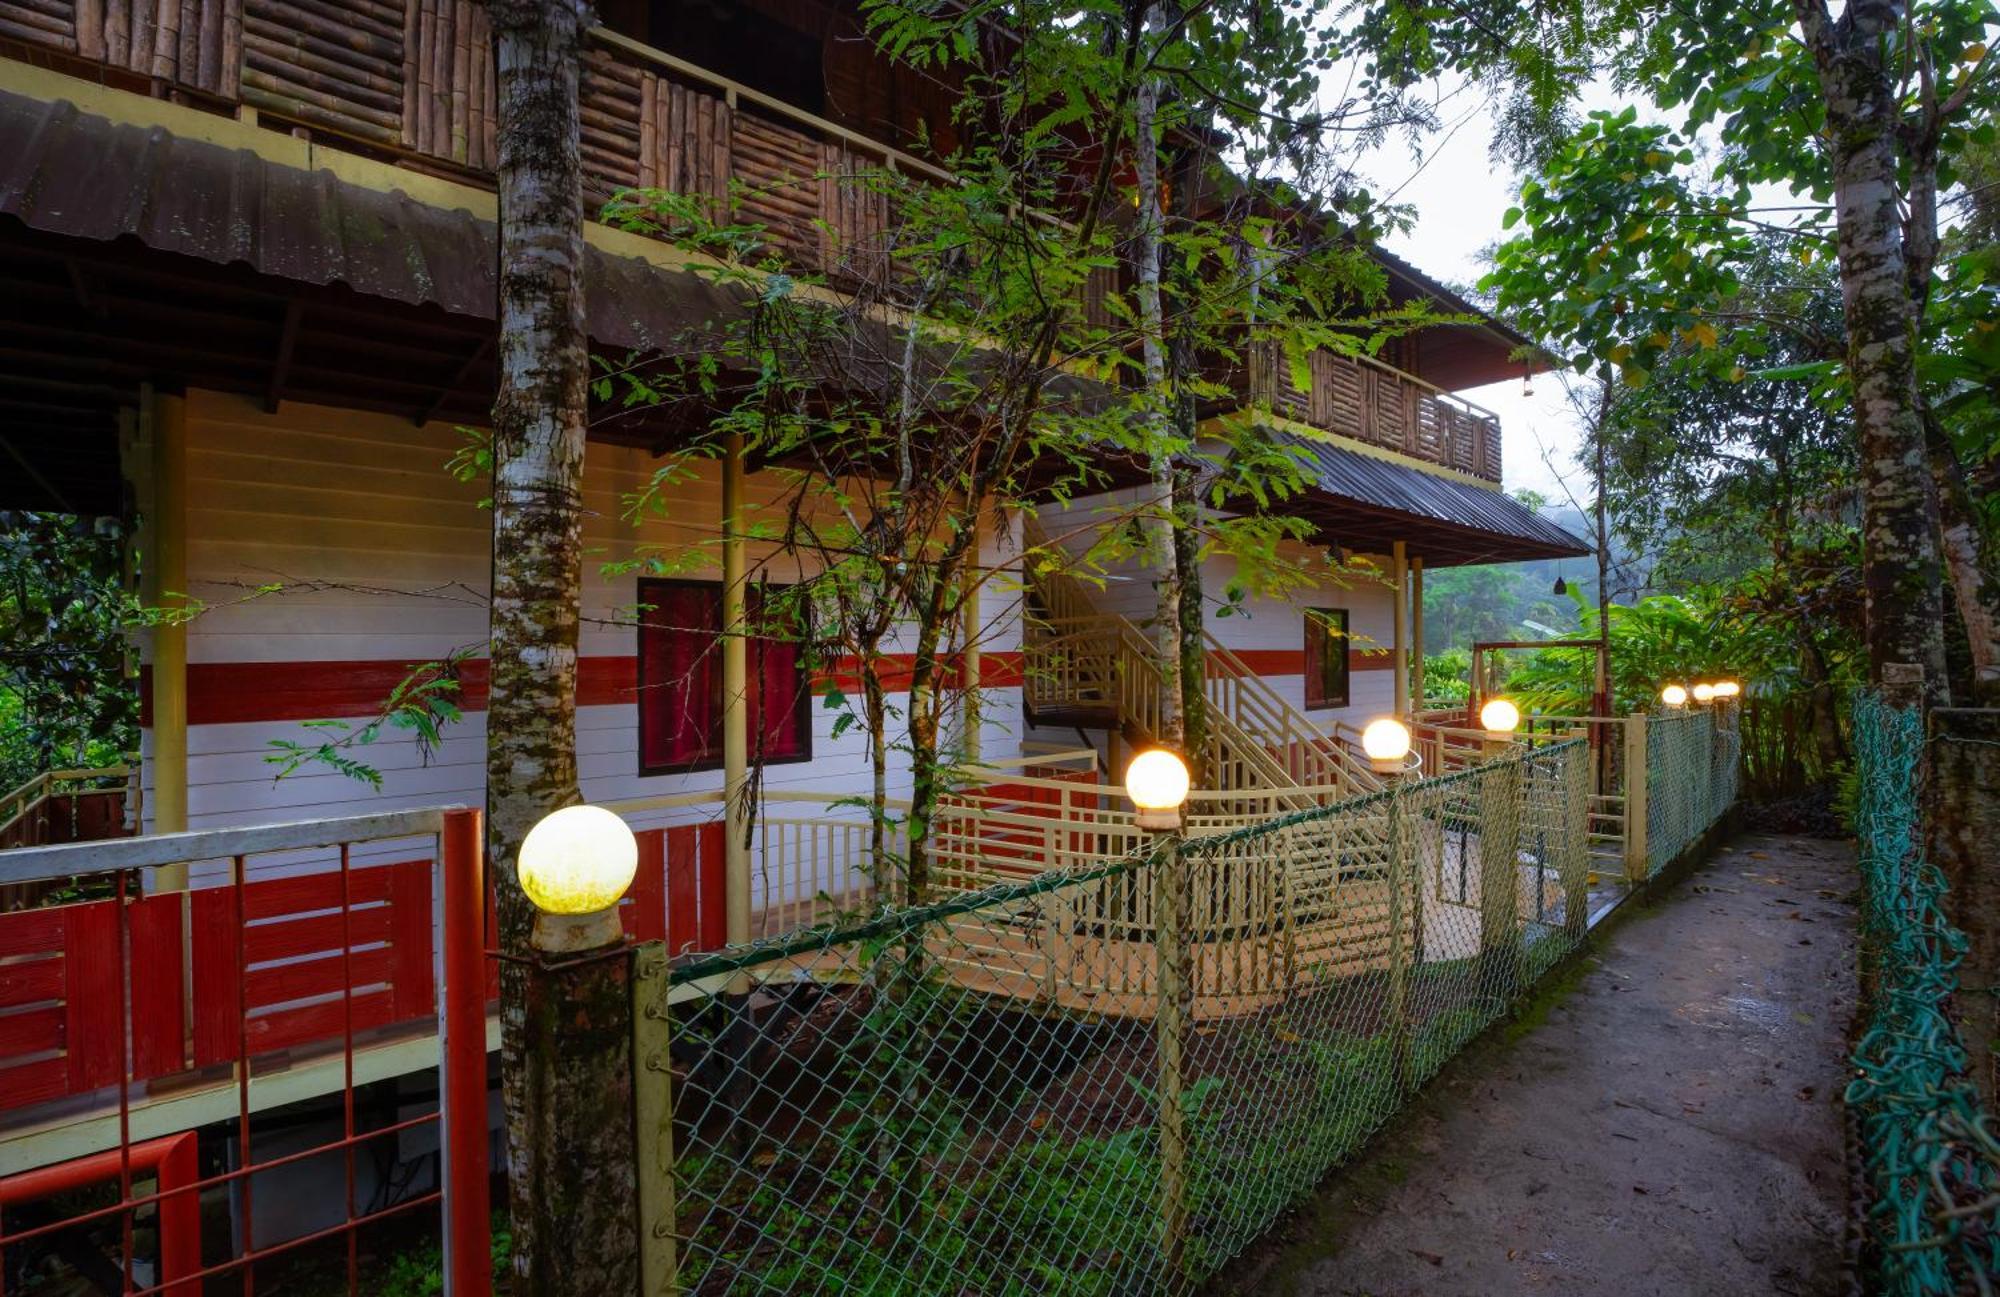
[{"left": 1351, "top": 90, "right": 1617, "bottom": 512}]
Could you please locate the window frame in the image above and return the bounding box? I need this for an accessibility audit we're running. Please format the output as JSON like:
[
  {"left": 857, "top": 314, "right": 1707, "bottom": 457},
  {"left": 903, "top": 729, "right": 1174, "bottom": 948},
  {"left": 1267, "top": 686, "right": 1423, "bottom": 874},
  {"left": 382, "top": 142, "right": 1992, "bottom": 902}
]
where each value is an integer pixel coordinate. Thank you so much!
[
  {"left": 1302, "top": 606, "right": 1352, "bottom": 711},
  {"left": 636, "top": 577, "right": 815, "bottom": 777}
]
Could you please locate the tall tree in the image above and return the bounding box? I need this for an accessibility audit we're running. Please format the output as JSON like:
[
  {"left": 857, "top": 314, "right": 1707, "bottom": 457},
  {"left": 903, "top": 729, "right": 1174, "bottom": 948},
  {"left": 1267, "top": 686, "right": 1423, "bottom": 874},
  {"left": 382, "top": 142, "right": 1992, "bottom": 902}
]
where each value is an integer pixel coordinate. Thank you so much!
[
  {"left": 1354, "top": 0, "right": 1997, "bottom": 700},
  {"left": 488, "top": 2, "right": 637, "bottom": 1293}
]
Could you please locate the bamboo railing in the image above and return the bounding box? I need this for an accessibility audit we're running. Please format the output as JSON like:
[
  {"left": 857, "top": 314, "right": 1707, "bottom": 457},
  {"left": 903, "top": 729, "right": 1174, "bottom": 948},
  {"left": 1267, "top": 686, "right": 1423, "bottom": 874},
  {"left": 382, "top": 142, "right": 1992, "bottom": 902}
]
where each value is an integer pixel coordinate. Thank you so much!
[
  {"left": 1021, "top": 569, "right": 1340, "bottom": 807},
  {"left": 1250, "top": 340, "right": 1503, "bottom": 482},
  {"left": 3, "top": 2, "right": 1500, "bottom": 476}
]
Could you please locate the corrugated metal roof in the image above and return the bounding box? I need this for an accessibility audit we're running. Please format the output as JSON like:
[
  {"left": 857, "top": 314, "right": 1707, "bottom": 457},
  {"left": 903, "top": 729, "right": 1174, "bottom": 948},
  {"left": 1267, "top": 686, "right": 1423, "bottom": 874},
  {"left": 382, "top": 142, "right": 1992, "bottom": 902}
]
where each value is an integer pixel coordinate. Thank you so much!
[
  {"left": 1291, "top": 436, "right": 1590, "bottom": 566},
  {"left": 0, "top": 91, "right": 740, "bottom": 353}
]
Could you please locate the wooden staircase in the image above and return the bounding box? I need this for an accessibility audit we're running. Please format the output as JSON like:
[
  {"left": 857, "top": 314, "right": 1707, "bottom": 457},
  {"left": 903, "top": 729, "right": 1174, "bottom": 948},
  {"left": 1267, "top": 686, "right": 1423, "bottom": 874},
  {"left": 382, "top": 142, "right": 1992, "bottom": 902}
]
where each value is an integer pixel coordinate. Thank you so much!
[{"left": 1022, "top": 569, "right": 1378, "bottom": 802}]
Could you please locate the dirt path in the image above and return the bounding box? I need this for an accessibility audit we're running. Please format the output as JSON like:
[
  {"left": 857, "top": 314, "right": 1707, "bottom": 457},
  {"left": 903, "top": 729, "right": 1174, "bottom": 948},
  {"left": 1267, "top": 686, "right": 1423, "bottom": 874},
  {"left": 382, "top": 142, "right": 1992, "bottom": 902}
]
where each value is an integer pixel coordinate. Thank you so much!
[{"left": 1217, "top": 833, "right": 1856, "bottom": 1297}]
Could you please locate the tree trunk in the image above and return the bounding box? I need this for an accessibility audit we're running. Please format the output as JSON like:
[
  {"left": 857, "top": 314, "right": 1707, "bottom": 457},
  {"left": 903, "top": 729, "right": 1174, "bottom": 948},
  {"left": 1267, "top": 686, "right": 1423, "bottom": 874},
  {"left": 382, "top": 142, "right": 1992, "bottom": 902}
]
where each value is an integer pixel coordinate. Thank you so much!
[
  {"left": 1924, "top": 406, "right": 2000, "bottom": 697},
  {"left": 1132, "top": 10, "right": 1183, "bottom": 749},
  {"left": 488, "top": 2, "right": 638, "bottom": 1293},
  {"left": 1797, "top": 0, "right": 1947, "bottom": 699}
]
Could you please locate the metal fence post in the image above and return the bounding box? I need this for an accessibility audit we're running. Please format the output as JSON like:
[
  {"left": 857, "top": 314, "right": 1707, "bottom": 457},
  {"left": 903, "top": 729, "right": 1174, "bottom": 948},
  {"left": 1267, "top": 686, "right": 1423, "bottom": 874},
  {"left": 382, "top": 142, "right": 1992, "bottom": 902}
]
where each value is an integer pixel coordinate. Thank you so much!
[
  {"left": 1559, "top": 744, "right": 1590, "bottom": 943},
  {"left": 634, "top": 945, "right": 679, "bottom": 1296},
  {"left": 1153, "top": 834, "right": 1189, "bottom": 1288},
  {"left": 1622, "top": 713, "right": 1649, "bottom": 881},
  {"left": 1477, "top": 753, "right": 1521, "bottom": 1004},
  {"left": 440, "top": 807, "right": 492, "bottom": 1297},
  {"left": 1384, "top": 780, "right": 1418, "bottom": 1090}
]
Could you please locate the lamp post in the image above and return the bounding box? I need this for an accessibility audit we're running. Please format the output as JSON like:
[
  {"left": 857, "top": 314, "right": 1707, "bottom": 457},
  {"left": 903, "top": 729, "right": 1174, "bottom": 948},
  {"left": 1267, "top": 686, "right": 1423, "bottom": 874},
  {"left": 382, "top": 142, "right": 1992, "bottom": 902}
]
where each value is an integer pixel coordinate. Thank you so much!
[
  {"left": 1126, "top": 748, "right": 1192, "bottom": 1288},
  {"left": 511, "top": 803, "right": 644, "bottom": 1292},
  {"left": 1358, "top": 715, "right": 1419, "bottom": 1090}
]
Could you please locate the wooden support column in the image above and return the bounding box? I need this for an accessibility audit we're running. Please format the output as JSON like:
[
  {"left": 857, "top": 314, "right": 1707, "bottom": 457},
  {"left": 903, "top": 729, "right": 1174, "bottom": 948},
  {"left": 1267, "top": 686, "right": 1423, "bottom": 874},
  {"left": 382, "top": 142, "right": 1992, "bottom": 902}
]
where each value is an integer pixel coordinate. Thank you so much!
[
  {"left": 1391, "top": 542, "right": 1409, "bottom": 717},
  {"left": 1410, "top": 557, "right": 1425, "bottom": 711},
  {"left": 149, "top": 389, "right": 189, "bottom": 870},
  {"left": 1622, "top": 712, "right": 1650, "bottom": 882},
  {"left": 1477, "top": 744, "right": 1522, "bottom": 1002},
  {"left": 721, "top": 433, "right": 750, "bottom": 950},
  {"left": 961, "top": 505, "right": 985, "bottom": 763}
]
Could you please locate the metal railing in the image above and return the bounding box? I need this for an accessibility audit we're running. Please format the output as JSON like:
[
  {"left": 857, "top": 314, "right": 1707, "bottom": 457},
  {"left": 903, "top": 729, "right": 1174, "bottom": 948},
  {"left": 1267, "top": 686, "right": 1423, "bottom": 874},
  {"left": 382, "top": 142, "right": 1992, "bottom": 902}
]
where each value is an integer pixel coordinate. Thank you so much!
[{"left": 0, "top": 806, "right": 490, "bottom": 1297}]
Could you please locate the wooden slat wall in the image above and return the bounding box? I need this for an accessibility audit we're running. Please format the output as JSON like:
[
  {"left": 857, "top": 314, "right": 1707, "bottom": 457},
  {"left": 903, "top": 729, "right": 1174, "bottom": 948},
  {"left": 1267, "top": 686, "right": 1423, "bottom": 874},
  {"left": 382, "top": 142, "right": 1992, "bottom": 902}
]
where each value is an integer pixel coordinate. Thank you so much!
[
  {"left": 0, "top": 0, "right": 78, "bottom": 52},
  {"left": 818, "top": 139, "right": 889, "bottom": 282},
  {"left": 402, "top": 0, "right": 493, "bottom": 168},
  {"left": 733, "top": 109, "right": 823, "bottom": 261},
  {"left": 242, "top": 0, "right": 404, "bottom": 144},
  {"left": 636, "top": 74, "right": 731, "bottom": 215},
  {"left": 579, "top": 44, "right": 642, "bottom": 208},
  {"left": 3, "top": 0, "right": 240, "bottom": 94}
]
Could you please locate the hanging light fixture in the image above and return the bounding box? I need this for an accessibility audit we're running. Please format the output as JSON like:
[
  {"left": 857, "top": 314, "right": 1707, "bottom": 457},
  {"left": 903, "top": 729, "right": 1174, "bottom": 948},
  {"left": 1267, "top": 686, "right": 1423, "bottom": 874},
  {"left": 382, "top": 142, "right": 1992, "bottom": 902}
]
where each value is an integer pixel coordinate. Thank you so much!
[{"left": 1553, "top": 574, "right": 1568, "bottom": 596}]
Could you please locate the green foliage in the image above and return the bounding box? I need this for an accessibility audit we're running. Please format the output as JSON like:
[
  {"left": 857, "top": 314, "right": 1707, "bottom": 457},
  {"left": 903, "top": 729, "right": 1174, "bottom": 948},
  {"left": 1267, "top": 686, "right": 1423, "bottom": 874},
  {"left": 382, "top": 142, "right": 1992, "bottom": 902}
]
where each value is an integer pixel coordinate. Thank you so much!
[
  {"left": 1420, "top": 648, "right": 1471, "bottom": 706},
  {"left": 0, "top": 512, "right": 138, "bottom": 790},
  {"left": 265, "top": 651, "right": 470, "bottom": 790}
]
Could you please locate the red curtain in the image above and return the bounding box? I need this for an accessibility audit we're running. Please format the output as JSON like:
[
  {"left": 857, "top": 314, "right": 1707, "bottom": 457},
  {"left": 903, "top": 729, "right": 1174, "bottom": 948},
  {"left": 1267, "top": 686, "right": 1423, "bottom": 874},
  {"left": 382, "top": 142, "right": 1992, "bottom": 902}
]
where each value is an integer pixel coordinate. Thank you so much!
[
  {"left": 640, "top": 582, "right": 722, "bottom": 770},
  {"left": 639, "top": 581, "right": 808, "bottom": 770}
]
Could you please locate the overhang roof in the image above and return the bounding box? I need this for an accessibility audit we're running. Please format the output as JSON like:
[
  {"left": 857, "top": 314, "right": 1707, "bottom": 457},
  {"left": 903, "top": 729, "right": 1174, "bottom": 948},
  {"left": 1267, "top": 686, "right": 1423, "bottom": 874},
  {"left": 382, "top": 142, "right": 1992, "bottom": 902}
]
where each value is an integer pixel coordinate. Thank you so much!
[
  {"left": 1287, "top": 438, "right": 1589, "bottom": 568},
  {"left": 0, "top": 89, "right": 1109, "bottom": 513},
  {"left": 0, "top": 92, "right": 741, "bottom": 356}
]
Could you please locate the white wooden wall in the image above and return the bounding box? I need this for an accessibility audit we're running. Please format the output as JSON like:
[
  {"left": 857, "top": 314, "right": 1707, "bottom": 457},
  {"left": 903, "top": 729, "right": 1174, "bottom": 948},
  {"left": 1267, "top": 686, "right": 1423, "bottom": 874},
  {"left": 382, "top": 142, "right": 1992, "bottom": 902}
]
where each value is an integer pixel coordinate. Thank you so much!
[{"left": 139, "top": 390, "right": 1025, "bottom": 840}]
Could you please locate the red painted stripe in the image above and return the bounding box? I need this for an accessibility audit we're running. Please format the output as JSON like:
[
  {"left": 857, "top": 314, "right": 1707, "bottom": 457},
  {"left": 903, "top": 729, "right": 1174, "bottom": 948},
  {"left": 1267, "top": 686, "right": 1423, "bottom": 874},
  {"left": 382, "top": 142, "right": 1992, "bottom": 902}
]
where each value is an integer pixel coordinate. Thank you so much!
[
  {"left": 665, "top": 824, "right": 699, "bottom": 956},
  {"left": 1225, "top": 648, "right": 1395, "bottom": 675},
  {"left": 138, "top": 642, "right": 1384, "bottom": 729},
  {"left": 697, "top": 820, "right": 727, "bottom": 952},
  {"left": 144, "top": 652, "right": 1031, "bottom": 726}
]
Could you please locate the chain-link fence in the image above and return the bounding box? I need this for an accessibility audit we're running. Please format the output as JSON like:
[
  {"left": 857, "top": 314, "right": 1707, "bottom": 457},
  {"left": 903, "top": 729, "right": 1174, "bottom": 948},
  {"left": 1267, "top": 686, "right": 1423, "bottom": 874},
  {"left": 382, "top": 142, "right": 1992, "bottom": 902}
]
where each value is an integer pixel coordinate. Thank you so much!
[
  {"left": 630, "top": 740, "right": 1594, "bottom": 1295},
  {"left": 1847, "top": 691, "right": 2000, "bottom": 1294},
  {"left": 1645, "top": 706, "right": 1740, "bottom": 873}
]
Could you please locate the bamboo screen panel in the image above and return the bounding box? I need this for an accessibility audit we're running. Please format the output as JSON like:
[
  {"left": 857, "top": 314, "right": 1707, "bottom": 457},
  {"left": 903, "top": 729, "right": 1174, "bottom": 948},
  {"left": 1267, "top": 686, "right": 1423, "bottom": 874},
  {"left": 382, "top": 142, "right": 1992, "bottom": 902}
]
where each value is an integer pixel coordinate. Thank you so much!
[
  {"left": 734, "top": 109, "right": 825, "bottom": 262},
  {"left": 242, "top": 0, "right": 404, "bottom": 144},
  {"left": 579, "top": 43, "right": 644, "bottom": 207},
  {"left": 817, "top": 139, "right": 891, "bottom": 282},
  {"left": 2, "top": 0, "right": 241, "bottom": 96},
  {"left": 636, "top": 75, "right": 732, "bottom": 216},
  {"left": 401, "top": 0, "right": 495, "bottom": 169}
]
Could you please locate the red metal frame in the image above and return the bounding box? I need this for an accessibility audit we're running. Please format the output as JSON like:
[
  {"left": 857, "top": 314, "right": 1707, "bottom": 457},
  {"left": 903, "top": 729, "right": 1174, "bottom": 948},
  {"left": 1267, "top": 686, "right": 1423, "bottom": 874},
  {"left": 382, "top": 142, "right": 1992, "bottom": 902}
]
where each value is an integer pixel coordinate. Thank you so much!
[
  {"left": 0, "top": 808, "right": 490, "bottom": 1296},
  {"left": 440, "top": 808, "right": 492, "bottom": 1297},
  {"left": 0, "top": 1132, "right": 199, "bottom": 1297}
]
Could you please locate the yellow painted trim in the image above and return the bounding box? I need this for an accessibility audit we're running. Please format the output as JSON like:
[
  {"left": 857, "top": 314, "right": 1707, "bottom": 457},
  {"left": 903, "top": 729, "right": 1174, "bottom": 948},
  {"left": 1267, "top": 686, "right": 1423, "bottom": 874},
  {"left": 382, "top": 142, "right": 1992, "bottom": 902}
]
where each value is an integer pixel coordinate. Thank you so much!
[
  {"left": 148, "top": 390, "right": 189, "bottom": 853},
  {"left": 720, "top": 433, "right": 751, "bottom": 953},
  {"left": 1200, "top": 407, "right": 1506, "bottom": 493}
]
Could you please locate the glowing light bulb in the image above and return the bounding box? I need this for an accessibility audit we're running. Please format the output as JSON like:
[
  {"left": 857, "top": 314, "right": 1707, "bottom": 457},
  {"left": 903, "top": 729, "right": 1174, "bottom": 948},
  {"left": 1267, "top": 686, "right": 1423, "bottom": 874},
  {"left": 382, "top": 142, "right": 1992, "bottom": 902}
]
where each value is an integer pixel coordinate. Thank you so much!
[
  {"left": 1479, "top": 698, "right": 1521, "bottom": 738},
  {"left": 1692, "top": 683, "right": 1717, "bottom": 703},
  {"left": 1361, "top": 718, "right": 1412, "bottom": 775},
  {"left": 1125, "top": 748, "right": 1191, "bottom": 831},
  {"left": 1714, "top": 680, "right": 1741, "bottom": 699},
  {"left": 1660, "top": 684, "right": 1688, "bottom": 708},
  {"left": 519, "top": 805, "right": 638, "bottom": 917}
]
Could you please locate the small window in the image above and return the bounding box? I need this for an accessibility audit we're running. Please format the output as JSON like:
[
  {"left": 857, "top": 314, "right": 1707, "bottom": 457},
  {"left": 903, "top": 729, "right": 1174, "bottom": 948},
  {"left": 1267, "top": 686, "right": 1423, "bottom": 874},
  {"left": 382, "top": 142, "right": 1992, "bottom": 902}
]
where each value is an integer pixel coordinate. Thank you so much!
[
  {"left": 637, "top": 579, "right": 811, "bottom": 774},
  {"left": 1303, "top": 608, "right": 1350, "bottom": 710}
]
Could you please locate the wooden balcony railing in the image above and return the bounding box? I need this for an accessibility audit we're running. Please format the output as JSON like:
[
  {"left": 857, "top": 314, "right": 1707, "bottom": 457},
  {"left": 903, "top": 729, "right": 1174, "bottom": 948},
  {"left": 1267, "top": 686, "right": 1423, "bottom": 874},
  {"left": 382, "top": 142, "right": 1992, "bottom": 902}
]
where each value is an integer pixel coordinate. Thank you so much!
[
  {"left": 4, "top": 1, "right": 1497, "bottom": 478},
  {"left": 1249, "top": 341, "right": 1504, "bottom": 482}
]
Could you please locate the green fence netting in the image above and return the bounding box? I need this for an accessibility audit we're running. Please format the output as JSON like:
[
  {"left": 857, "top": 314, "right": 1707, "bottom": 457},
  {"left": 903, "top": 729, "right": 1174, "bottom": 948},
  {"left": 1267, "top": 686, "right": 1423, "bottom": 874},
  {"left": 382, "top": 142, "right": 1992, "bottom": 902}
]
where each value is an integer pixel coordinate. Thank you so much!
[
  {"left": 629, "top": 741, "right": 1620, "bottom": 1295},
  {"left": 1847, "top": 691, "right": 2000, "bottom": 1295},
  {"left": 1646, "top": 706, "right": 1739, "bottom": 873}
]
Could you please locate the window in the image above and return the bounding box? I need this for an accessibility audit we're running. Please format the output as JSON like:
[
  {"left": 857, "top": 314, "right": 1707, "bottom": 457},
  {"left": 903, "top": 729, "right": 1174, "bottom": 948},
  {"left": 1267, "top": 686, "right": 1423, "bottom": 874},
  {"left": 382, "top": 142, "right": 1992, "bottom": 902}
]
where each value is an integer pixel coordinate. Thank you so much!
[
  {"left": 1303, "top": 608, "right": 1351, "bottom": 710},
  {"left": 637, "top": 579, "right": 811, "bottom": 774}
]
